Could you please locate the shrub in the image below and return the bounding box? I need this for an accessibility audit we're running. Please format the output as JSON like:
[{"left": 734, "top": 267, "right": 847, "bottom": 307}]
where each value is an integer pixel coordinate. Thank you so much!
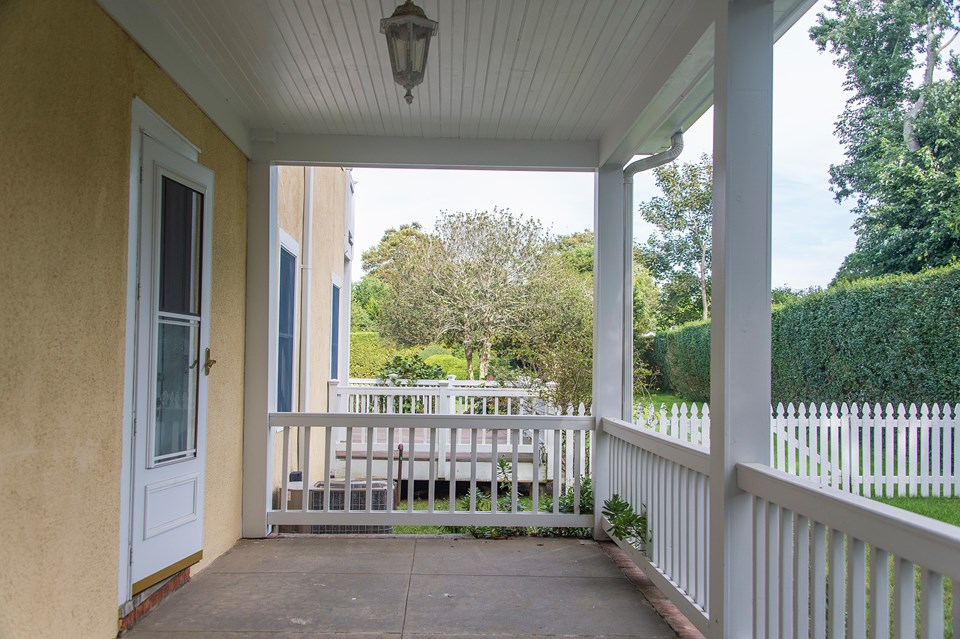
[
  {"left": 649, "top": 266, "right": 960, "bottom": 405},
  {"left": 770, "top": 266, "right": 960, "bottom": 404},
  {"left": 424, "top": 354, "right": 468, "bottom": 380},
  {"left": 349, "top": 332, "right": 391, "bottom": 378},
  {"left": 652, "top": 320, "right": 711, "bottom": 402},
  {"left": 376, "top": 354, "right": 444, "bottom": 382},
  {"left": 418, "top": 344, "right": 452, "bottom": 360}
]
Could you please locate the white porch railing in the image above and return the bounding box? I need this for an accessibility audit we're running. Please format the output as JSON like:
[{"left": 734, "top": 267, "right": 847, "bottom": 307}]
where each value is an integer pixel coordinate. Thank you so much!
[
  {"left": 601, "top": 417, "right": 712, "bottom": 636},
  {"left": 740, "top": 462, "right": 960, "bottom": 638},
  {"left": 267, "top": 413, "right": 593, "bottom": 529},
  {"left": 328, "top": 380, "right": 590, "bottom": 486},
  {"left": 636, "top": 401, "right": 960, "bottom": 497},
  {"left": 599, "top": 416, "right": 960, "bottom": 639}
]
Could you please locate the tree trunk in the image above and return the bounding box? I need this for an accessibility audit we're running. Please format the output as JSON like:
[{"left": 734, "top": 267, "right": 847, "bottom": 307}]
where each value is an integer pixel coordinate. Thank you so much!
[
  {"left": 465, "top": 342, "right": 474, "bottom": 380},
  {"left": 903, "top": 16, "right": 954, "bottom": 152},
  {"left": 700, "top": 245, "right": 709, "bottom": 320},
  {"left": 478, "top": 340, "right": 492, "bottom": 379}
]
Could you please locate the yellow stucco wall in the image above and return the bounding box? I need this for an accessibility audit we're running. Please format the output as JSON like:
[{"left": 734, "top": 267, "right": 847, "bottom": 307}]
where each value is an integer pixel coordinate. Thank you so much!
[
  {"left": 310, "top": 167, "right": 350, "bottom": 409},
  {"left": 0, "top": 1, "right": 247, "bottom": 637}
]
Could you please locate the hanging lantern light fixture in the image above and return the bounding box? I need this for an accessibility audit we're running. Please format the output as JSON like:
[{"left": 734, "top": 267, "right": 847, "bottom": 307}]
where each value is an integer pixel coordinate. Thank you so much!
[{"left": 380, "top": 0, "right": 438, "bottom": 104}]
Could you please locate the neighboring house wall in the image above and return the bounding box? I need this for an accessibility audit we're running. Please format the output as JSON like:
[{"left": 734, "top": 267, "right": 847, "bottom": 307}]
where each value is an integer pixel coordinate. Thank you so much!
[
  {"left": 276, "top": 166, "right": 351, "bottom": 412},
  {"left": 275, "top": 166, "right": 351, "bottom": 487},
  {"left": 0, "top": 1, "right": 247, "bottom": 637}
]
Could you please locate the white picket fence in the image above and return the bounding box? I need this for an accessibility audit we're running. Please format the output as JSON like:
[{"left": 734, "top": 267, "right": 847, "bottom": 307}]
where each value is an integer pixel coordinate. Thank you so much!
[{"left": 635, "top": 401, "right": 960, "bottom": 497}]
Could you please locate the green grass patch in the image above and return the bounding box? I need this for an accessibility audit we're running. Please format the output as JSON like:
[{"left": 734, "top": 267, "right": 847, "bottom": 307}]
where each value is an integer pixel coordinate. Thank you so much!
[
  {"left": 391, "top": 495, "right": 538, "bottom": 535},
  {"left": 874, "top": 497, "right": 960, "bottom": 527},
  {"left": 870, "top": 497, "right": 958, "bottom": 637},
  {"left": 641, "top": 391, "right": 694, "bottom": 408}
]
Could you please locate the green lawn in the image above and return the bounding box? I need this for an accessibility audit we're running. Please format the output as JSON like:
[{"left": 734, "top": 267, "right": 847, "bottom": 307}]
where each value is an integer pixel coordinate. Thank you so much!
[
  {"left": 392, "top": 495, "right": 537, "bottom": 535},
  {"left": 874, "top": 496, "right": 960, "bottom": 527},
  {"left": 634, "top": 392, "right": 699, "bottom": 422},
  {"left": 870, "top": 497, "right": 958, "bottom": 637}
]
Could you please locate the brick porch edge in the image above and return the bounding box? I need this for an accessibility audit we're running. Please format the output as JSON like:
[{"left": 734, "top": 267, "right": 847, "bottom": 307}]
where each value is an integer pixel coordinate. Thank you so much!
[{"left": 599, "top": 541, "right": 705, "bottom": 639}]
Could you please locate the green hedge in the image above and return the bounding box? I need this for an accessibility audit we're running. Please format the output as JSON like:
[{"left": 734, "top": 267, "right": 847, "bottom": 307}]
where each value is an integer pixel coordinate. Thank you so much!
[
  {"left": 349, "top": 332, "right": 391, "bottom": 378},
  {"left": 651, "top": 266, "right": 960, "bottom": 404},
  {"left": 651, "top": 321, "right": 711, "bottom": 402},
  {"left": 424, "top": 354, "right": 469, "bottom": 380}
]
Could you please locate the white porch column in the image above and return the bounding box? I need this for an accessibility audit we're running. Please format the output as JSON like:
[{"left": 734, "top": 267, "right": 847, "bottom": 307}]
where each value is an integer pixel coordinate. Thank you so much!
[
  {"left": 708, "top": 0, "right": 774, "bottom": 636},
  {"left": 242, "top": 161, "right": 279, "bottom": 538},
  {"left": 592, "top": 163, "right": 631, "bottom": 536}
]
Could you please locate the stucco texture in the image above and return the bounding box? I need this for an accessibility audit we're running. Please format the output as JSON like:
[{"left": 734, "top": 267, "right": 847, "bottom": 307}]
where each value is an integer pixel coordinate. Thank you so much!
[{"left": 0, "top": 1, "right": 247, "bottom": 637}]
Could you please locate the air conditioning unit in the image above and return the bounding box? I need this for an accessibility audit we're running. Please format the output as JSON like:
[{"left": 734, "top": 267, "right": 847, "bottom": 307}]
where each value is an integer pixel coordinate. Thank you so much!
[{"left": 308, "top": 479, "right": 392, "bottom": 534}]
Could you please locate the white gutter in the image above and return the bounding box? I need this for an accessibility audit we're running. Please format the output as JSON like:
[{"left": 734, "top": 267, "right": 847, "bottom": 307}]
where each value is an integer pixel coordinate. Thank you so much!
[
  {"left": 298, "top": 167, "right": 314, "bottom": 412},
  {"left": 620, "top": 131, "right": 684, "bottom": 417}
]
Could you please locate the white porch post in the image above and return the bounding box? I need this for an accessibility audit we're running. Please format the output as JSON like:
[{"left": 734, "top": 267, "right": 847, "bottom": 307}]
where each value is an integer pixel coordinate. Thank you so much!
[
  {"left": 592, "top": 163, "right": 631, "bottom": 537},
  {"left": 708, "top": 0, "right": 774, "bottom": 636},
  {"left": 242, "top": 161, "right": 279, "bottom": 538}
]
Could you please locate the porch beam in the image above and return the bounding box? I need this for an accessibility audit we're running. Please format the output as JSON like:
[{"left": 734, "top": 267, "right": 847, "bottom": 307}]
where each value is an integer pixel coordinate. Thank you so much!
[
  {"left": 242, "top": 162, "right": 279, "bottom": 538},
  {"left": 708, "top": 0, "right": 774, "bottom": 636},
  {"left": 592, "top": 164, "right": 631, "bottom": 537},
  {"left": 251, "top": 134, "right": 598, "bottom": 171}
]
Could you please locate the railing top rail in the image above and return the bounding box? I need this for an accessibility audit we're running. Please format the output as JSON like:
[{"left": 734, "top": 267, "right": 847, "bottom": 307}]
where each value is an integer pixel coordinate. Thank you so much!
[
  {"left": 601, "top": 417, "right": 711, "bottom": 476},
  {"left": 337, "top": 386, "right": 442, "bottom": 397},
  {"left": 269, "top": 412, "right": 595, "bottom": 431},
  {"left": 347, "top": 378, "right": 540, "bottom": 388},
  {"left": 738, "top": 462, "right": 960, "bottom": 578},
  {"left": 338, "top": 385, "right": 539, "bottom": 398}
]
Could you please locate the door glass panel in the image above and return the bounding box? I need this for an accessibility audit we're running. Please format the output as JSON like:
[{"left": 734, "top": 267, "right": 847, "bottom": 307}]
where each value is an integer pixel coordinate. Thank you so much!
[
  {"left": 154, "top": 319, "right": 199, "bottom": 463},
  {"left": 159, "top": 176, "right": 203, "bottom": 316}
]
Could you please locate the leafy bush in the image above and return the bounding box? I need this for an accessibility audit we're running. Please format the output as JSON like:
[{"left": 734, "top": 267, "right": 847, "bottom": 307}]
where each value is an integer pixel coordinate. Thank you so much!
[
  {"left": 418, "top": 344, "right": 452, "bottom": 360},
  {"left": 602, "top": 494, "right": 648, "bottom": 551},
  {"left": 424, "top": 354, "right": 468, "bottom": 380},
  {"left": 443, "top": 488, "right": 530, "bottom": 539},
  {"left": 376, "top": 354, "right": 444, "bottom": 383},
  {"left": 532, "top": 477, "right": 594, "bottom": 539},
  {"left": 349, "top": 332, "right": 391, "bottom": 378},
  {"left": 649, "top": 266, "right": 960, "bottom": 405}
]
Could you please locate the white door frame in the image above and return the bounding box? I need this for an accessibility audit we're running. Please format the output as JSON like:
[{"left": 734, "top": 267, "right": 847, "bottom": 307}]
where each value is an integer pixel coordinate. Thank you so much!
[{"left": 119, "top": 98, "right": 201, "bottom": 605}]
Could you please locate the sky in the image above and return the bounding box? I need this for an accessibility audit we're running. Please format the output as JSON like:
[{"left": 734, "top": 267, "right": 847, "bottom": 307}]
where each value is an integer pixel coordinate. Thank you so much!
[{"left": 351, "top": 1, "right": 855, "bottom": 290}]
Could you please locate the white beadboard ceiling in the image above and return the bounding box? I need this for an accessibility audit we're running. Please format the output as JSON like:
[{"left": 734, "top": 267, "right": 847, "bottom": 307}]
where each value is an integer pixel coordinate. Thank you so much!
[{"left": 98, "top": 0, "right": 814, "bottom": 168}]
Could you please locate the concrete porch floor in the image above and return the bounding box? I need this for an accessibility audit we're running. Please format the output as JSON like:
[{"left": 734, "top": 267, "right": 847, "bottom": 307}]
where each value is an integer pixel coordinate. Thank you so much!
[{"left": 124, "top": 536, "right": 680, "bottom": 638}]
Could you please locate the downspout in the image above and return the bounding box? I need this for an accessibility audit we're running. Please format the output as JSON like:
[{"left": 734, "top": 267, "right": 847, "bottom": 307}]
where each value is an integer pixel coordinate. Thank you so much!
[
  {"left": 297, "top": 168, "right": 315, "bottom": 471},
  {"left": 620, "top": 131, "right": 684, "bottom": 418},
  {"left": 299, "top": 167, "right": 314, "bottom": 414}
]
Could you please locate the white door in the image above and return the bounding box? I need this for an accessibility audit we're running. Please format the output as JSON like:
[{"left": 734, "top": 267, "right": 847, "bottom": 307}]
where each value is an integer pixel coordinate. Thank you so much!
[{"left": 130, "top": 135, "right": 214, "bottom": 594}]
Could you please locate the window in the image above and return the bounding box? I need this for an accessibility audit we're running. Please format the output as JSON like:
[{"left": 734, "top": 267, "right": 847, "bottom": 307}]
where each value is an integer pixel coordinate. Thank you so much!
[
  {"left": 277, "top": 246, "right": 296, "bottom": 412},
  {"left": 330, "top": 283, "right": 340, "bottom": 379}
]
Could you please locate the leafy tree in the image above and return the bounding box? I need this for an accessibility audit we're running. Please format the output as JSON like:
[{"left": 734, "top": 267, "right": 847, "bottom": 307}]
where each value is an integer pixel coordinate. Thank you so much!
[
  {"left": 511, "top": 251, "right": 594, "bottom": 408},
  {"left": 637, "top": 155, "right": 713, "bottom": 327},
  {"left": 371, "top": 208, "right": 548, "bottom": 379},
  {"left": 351, "top": 276, "right": 388, "bottom": 331},
  {"left": 811, "top": 0, "right": 960, "bottom": 280},
  {"left": 361, "top": 223, "right": 431, "bottom": 278},
  {"left": 350, "top": 297, "right": 376, "bottom": 332},
  {"left": 552, "top": 230, "right": 595, "bottom": 274},
  {"left": 546, "top": 229, "right": 659, "bottom": 335}
]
